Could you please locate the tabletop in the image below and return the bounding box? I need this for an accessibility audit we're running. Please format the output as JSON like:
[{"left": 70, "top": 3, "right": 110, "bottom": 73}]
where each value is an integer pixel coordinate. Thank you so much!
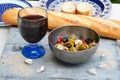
[
  {"left": 0, "top": 1, "right": 120, "bottom": 80},
  {"left": 1, "top": 1, "right": 120, "bottom": 57}
]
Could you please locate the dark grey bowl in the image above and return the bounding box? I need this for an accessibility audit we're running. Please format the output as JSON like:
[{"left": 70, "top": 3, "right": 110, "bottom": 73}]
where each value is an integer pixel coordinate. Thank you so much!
[{"left": 48, "top": 26, "right": 100, "bottom": 64}]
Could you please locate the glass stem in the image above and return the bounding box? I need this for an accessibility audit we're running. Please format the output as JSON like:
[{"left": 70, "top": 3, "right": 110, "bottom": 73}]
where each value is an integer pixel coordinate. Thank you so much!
[{"left": 29, "top": 43, "right": 38, "bottom": 47}]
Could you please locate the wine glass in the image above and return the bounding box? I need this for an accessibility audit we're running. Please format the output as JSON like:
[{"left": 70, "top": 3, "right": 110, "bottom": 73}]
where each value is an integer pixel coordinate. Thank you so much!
[{"left": 18, "top": 7, "right": 48, "bottom": 59}]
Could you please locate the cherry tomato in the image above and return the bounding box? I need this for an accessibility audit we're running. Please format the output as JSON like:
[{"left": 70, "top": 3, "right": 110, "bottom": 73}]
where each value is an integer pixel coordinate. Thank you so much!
[
  {"left": 57, "top": 38, "right": 61, "bottom": 43},
  {"left": 59, "top": 35, "right": 64, "bottom": 40}
]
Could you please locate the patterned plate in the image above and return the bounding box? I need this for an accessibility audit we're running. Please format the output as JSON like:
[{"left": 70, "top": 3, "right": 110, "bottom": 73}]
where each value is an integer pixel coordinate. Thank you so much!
[
  {"left": 0, "top": 0, "right": 32, "bottom": 26},
  {"left": 39, "top": 0, "right": 112, "bottom": 18}
]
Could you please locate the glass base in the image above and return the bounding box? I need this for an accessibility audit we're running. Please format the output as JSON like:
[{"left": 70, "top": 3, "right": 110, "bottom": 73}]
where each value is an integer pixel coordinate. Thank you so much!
[{"left": 22, "top": 44, "right": 45, "bottom": 59}]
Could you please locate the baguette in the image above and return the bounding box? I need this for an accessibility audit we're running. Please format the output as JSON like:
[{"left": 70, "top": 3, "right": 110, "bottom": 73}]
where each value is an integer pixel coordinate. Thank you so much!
[
  {"left": 48, "top": 11, "right": 120, "bottom": 39},
  {"left": 2, "top": 8, "right": 120, "bottom": 39},
  {"left": 1, "top": 8, "right": 21, "bottom": 25}
]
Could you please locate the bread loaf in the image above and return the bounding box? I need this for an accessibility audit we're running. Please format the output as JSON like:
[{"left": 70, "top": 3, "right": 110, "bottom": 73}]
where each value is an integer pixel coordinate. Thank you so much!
[
  {"left": 2, "top": 8, "right": 120, "bottom": 39},
  {"left": 1, "top": 8, "right": 21, "bottom": 25},
  {"left": 48, "top": 11, "right": 120, "bottom": 39}
]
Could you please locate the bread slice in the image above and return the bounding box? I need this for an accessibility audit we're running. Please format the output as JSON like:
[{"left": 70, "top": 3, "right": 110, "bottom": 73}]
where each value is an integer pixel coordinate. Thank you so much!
[
  {"left": 76, "top": 2, "right": 92, "bottom": 16},
  {"left": 61, "top": 2, "right": 76, "bottom": 14}
]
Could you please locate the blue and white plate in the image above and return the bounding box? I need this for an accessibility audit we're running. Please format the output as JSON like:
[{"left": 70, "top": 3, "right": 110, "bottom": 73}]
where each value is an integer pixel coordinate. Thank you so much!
[
  {"left": 39, "top": 0, "right": 112, "bottom": 18},
  {"left": 0, "top": 0, "right": 32, "bottom": 26}
]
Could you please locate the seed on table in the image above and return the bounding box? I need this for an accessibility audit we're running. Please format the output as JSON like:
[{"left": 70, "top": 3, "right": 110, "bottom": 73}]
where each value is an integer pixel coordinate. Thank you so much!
[
  {"left": 36, "top": 66, "right": 46, "bottom": 73},
  {"left": 87, "top": 68, "right": 97, "bottom": 75},
  {"left": 24, "top": 59, "right": 33, "bottom": 64}
]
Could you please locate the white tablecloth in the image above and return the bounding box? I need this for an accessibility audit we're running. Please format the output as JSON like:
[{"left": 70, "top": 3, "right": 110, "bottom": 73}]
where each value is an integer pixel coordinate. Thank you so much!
[{"left": 0, "top": 1, "right": 120, "bottom": 57}]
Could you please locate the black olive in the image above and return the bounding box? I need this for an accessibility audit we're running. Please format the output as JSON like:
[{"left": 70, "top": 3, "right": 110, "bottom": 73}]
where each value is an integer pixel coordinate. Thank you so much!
[
  {"left": 62, "top": 37, "right": 68, "bottom": 43},
  {"left": 85, "top": 38, "right": 93, "bottom": 44},
  {"left": 65, "top": 43, "right": 72, "bottom": 48}
]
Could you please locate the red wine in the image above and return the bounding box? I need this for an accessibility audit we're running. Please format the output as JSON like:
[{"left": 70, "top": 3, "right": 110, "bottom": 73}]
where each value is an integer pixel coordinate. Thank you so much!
[{"left": 19, "top": 14, "right": 48, "bottom": 43}]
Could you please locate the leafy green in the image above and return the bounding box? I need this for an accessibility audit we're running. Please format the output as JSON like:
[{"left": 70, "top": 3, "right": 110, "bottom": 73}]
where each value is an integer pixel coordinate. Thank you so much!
[{"left": 110, "top": 0, "right": 120, "bottom": 3}]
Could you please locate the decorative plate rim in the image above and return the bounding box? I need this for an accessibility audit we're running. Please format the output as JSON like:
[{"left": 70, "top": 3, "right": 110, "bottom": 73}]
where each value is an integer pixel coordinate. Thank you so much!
[
  {"left": 0, "top": 0, "right": 32, "bottom": 7},
  {"left": 39, "top": 0, "right": 112, "bottom": 18}
]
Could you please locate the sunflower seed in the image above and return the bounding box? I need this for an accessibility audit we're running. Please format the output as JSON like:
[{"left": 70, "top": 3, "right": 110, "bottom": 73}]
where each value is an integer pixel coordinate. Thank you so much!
[
  {"left": 24, "top": 59, "right": 33, "bottom": 64},
  {"left": 36, "top": 66, "right": 45, "bottom": 73}
]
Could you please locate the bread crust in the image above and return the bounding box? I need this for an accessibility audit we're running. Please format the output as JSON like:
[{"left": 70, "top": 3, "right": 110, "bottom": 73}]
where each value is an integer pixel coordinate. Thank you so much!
[
  {"left": 1, "top": 8, "right": 21, "bottom": 25},
  {"left": 48, "top": 11, "right": 120, "bottom": 39}
]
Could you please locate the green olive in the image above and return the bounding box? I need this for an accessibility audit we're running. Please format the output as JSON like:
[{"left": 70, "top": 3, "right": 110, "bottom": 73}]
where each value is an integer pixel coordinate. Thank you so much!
[
  {"left": 63, "top": 46, "right": 69, "bottom": 51},
  {"left": 68, "top": 34, "right": 77, "bottom": 43},
  {"left": 79, "top": 43, "right": 89, "bottom": 50},
  {"left": 54, "top": 43, "right": 64, "bottom": 50},
  {"left": 76, "top": 45, "right": 80, "bottom": 50},
  {"left": 76, "top": 43, "right": 82, "bottom": 50},
  {"left": 89, "top": 41, "right": 96, "bottom": 48},
  {"left": 65, "top": 41, "right": 74, "bottom": 48},
  {"left": 70, "top": 47, "right": 77, "bottom": 51}
]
